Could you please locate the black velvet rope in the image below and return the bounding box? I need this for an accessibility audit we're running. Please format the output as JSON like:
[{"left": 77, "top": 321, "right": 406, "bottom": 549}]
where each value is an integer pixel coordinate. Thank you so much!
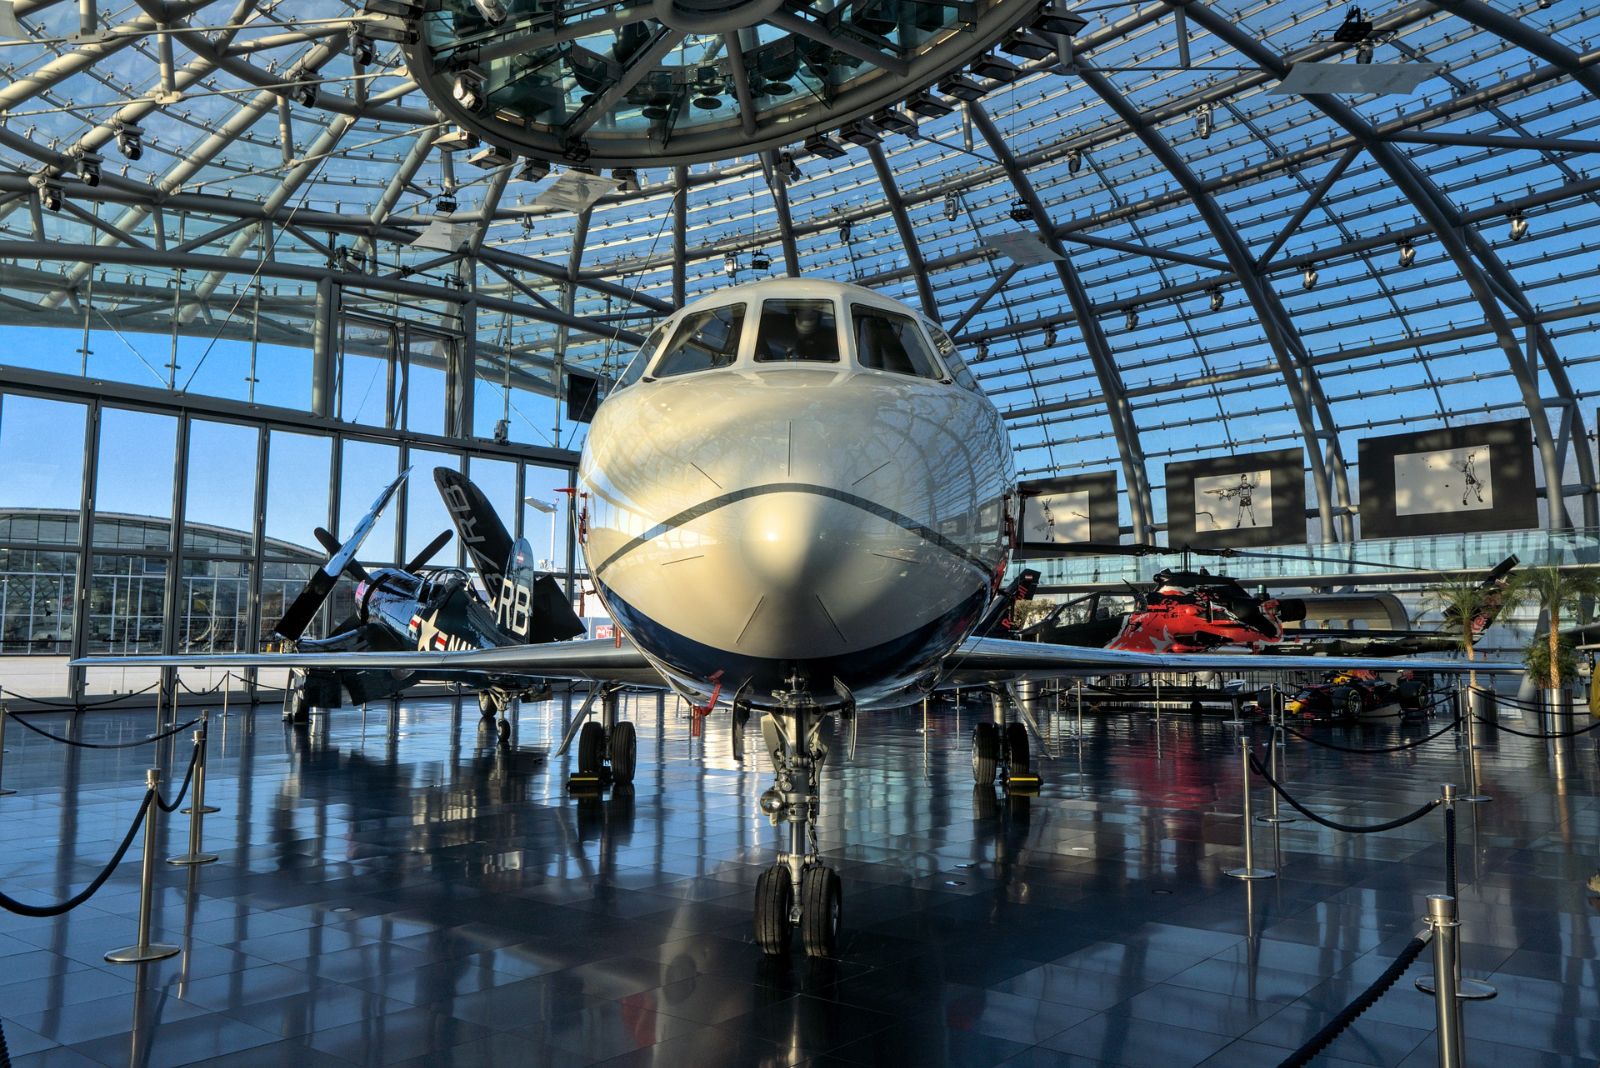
[
  {"left": 1248, "top": 752, "right": 1442, "bottom": 834},
  {"left": 6, "top": 711, "right": 201, "bottom": 750},
  {"left": 1474, "top": 713, "right": 1600, "bottom": 740},
  {"left": 0, "top": 681, "right": 161, "bottom": 709},
  {"left": 155, "top": 745, "right": 201, "bottom": 814},
  {"left": 1276, "top": 933, "right": 1432, "bottom": 1068},
  {"left": 0, "top": 790, "right": 153, "bottom": 918},
  {"left": 1280, "top": 713, "right": 1462, "bottom": 755}
]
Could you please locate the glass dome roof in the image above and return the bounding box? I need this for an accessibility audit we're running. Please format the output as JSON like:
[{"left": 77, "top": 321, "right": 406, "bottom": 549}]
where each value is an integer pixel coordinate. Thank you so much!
[{"left": 0, "top": 0, "right": 1594, "bottom": 536}]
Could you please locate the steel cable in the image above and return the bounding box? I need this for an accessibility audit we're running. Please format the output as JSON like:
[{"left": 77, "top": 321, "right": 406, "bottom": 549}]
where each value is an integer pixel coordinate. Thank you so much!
[
  {"left": 6, "top": 712, "right": 201, "bottom": 750},
  {"left": 0, "top": 791, "right": 153, "bottom": 918},
  {"left": 1248, "top": 753, "right": 1442, "bottom": 834}
]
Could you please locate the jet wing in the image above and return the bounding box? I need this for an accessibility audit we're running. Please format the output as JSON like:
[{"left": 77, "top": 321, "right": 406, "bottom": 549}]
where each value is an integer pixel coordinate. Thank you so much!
[
  {"left": 72, "top": 638, "right": 663, "bottom": 687},
  {"left": 940, "top": 635, "right": 1524, "bottom": 686}
]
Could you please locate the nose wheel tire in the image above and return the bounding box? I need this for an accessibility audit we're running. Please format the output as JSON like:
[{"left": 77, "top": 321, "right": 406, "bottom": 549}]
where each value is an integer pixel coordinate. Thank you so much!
[
  {"left": 1005, "top": 722, "right": 1030, "bottom": 773},
  {"left": 577, "top": 721, "right": 605, "bottom": 775},
  {"left": 800, "top": 866, "right": 842, "bottom": 958},
  {"left": 754, "top": 864, "right": 793, "bottom": 955},
  {"left": 972, "top": 722, "right": 1000, "bottom": 784},
  {"left": 609, "top": 721, "right": 637, "bottom": 784}
]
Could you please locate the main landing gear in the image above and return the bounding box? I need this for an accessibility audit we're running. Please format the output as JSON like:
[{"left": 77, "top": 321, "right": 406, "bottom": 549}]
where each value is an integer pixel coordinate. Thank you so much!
[
  {"left": 972, "top": 685, "right": 1041, "bottom": 793},
  {"left": 753, "top": 675, "right": 847, "bottom": 958},
  {"left": 567, "top": 686, "right": 636, "bottom": 791}
]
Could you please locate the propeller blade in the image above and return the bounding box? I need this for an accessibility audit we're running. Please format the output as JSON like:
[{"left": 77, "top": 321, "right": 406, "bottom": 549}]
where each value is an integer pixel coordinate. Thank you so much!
[
  {"left": 273, "top": 469, "right": 408, "bottom": 640},
  {"left": 313, "top": 528, "right": 369, "bottom": 582},
  {"left": 404, "top": 530, "right": 453, "bottom": 573}
]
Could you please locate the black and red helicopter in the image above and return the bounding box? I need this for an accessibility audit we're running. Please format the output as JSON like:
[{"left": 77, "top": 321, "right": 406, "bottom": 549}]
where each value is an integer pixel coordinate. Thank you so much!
[{"left": 274, "top": 467, "right": 585, "bottom": 738}]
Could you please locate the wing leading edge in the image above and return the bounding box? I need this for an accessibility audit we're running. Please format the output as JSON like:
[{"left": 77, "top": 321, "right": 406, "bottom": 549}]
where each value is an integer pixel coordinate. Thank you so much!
[{"left": 941, "top": 635, "right": 1524, "bottom": 687}]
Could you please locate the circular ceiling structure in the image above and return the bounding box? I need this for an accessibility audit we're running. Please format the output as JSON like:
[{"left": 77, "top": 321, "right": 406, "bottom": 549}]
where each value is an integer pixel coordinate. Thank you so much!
[{"left": 405, "top": 0, "right": 1047, "bottom": 165}]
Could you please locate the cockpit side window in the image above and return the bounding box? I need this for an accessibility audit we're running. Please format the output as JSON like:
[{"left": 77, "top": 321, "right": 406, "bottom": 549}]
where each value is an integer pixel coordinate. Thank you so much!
[
  {"left": 926, "top": 322, "right": 982, "bottom": 391},
  {"left": 852, "top": 306, "right": 944, "bottom": 379},
  {"left": 652, "top": 303, "right": 746, "bottom": 379},
  {"left": 615, "top": 323, "right": 667, "bottom": 391},
  {"left": 753, "top": 299, "right": 841, "bottom": 363}
]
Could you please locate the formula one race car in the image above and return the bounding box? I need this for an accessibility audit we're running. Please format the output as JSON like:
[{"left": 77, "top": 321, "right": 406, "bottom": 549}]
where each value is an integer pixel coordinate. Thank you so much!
[{"left": 1280, "top": 670, "right": 1397, "bottom": 723}]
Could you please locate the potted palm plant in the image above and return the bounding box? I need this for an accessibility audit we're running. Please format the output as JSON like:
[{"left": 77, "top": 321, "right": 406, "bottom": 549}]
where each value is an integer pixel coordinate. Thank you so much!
[
  {"left": 1423, "top": 569, "right": 1511, "bottom": 717},
  {"left": 1505, "top": 566, "right": 1599, "bottom": 701}
]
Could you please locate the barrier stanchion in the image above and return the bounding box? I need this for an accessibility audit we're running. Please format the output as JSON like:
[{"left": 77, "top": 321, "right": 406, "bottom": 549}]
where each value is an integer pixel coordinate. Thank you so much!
[
  {"left": 1416, "top": 784, "right": 1495, "bottom": 1000},
  {"left": 169, "top": 721, "right": 217, "bottom": 867},
  {"left": 105, "top": 768, "right": 180, "bottom": 964},
  {"left": 1461, "top": 692, "right": 1491, "bottom": 805},
  {"left": 1424, "top": 895, "right": 1465, "bottom": 1068},
  {"left": 0, "top": 699, "right": 15, "bottom": 797},
  {"left": 1259, "top": 717, "right": 1296, "bottom": 825},
  {"left": 1227, "top": 736, "right": 1276, "bottom": 880},
  {"left": 1075, "top": 679, "right": 1083, "bottom": 735},
  {"left": 182, "top": 712, "right": 218, "bottom": 816}
]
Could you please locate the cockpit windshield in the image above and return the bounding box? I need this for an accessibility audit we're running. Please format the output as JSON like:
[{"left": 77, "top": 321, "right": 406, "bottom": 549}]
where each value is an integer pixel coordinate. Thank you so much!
[
  {"left": 753, "top": 299, "right": 840, "bottom": 363},
  {"left": 653, "top": 304, "right": 746, "bottom": 378},
  {"left": 615, "top": 323, "right": 667, "bottom": 391},
  {"left": 853, "top": 306, "right": 944, "bottom": 379}
]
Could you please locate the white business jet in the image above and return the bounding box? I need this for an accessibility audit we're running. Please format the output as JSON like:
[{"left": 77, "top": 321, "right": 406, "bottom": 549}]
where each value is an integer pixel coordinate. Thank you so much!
[{"left": 77, "top": 278, "right": 1520, "bottom": 957}]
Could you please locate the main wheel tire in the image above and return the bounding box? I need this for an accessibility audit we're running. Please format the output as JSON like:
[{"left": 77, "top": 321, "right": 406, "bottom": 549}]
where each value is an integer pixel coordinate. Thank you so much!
[
  {"left": 478, "top": 691, "right": 500, "bottom": 720},
  {"left": 609, "top": 721, "right": 637, "bottom": 784},
  {"left": 1005, "top": 722, "right": 1030, "bottom": 773},
  {"left": 754, "top": 864, "right": 793, "bottom": 955},
  {"left": 497, "top": 718, "right": 511, "bottom": 743},
  {"left": 800, "top": 866, "right": 842, "bottom": 958},
  {"left": 577, "top": 721, "right": 605, "bottom": 775},
  {"left": 972, "top": 722, "right": 1000, "bottom": 784}
]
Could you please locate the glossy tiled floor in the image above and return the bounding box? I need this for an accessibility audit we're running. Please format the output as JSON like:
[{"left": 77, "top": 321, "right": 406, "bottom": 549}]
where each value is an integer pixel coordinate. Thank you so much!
[{"left": 0, "top": 692, "right": 1597, "bottom": 1067}]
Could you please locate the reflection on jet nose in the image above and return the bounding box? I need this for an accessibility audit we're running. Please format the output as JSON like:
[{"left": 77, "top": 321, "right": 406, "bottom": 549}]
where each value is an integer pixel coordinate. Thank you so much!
[{"left": 739, "top": 492, "right": 836, "bottom": 593}]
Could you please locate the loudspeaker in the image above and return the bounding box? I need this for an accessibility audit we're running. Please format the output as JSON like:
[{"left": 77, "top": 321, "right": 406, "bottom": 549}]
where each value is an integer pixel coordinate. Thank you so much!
[{"left": 567, "top": 372, "right": 601, "bottom": 423}]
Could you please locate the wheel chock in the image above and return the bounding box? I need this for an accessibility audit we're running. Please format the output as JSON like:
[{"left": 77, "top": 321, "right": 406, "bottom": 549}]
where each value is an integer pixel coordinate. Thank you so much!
[{"left": 1004, "top": 771, "right": 1042, "bottom": 794}]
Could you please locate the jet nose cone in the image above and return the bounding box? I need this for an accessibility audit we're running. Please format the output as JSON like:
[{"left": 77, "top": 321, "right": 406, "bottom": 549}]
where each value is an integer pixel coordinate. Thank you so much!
[{"left": 741, "top": 493, "right": 834, "bottom": 593}]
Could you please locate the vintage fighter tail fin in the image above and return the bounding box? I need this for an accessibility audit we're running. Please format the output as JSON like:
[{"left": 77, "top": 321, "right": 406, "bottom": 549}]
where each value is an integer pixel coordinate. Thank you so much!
[
  {"left": 434, "top": 467, "right": 516, "bottom": 607},
  {"left": 493, "top": 538, "right": 586, "bottom": 644}
]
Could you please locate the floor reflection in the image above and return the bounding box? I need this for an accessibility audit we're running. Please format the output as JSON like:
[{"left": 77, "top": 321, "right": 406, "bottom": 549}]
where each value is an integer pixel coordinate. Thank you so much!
[{"left": 0, "top": 694, "right": 1596, "bottom": 1066}]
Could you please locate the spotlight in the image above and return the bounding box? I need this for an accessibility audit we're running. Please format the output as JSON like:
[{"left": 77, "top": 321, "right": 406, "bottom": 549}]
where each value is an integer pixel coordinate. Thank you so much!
[
  {"left": 1397, "top": 238, "right": 1416, "bottom": 267},
  {"left": 1302, "top": 266, "right": 1318, "bottom": 290},
  {"left": 871, "top": 108, "right": 917, "bottom": 136},
  {"left": 937, "top": 75, "right": 988, "bottom": 102},
  {"left": 906, "top": 91, "right": 954, "bottom": 119},
  {"left": 1355, "top": 42, "right": 1374, "bottom": 64},
  {"left": 1043, "top": 326, "right": 1056, "bottom": 347},
  {"left": 1334, "top": 6, "right": 1373, "bottom": 43},
  {"left": 999, "top": 31, "right": 1054, "bottom": 61},
  {"left": 519, "top": 157, "right": 551, "bottom": 181},
  {"left": 40, "top": 182, "right": 63, "bottom": 212},
  {"left": 1008, "top": 197, "right": 1033, "bottom": 223},
  {"left": 77, "top": 153, "right": 101, "bottom": 187},
  {"left": 750, "top": 250, "right": 772, "bottom": 270},
  {"left": 1508, "top": 208, "right": 1528, "bottom": 241},
  {"left": 471, "top": 0, "right": 507, "bottom": 22},
  {"left": 1125, "top": 307, "right": 1138, "bottom": 330},
  {"left": 612, "top": 167, "right": 639, "bottom": 193},
  {"left": 803, "top": 134, "right": 847, "bottom": 160},
  {"left": 467, "top": 144, "right": 512, "bottom": 167},
  {"left": 1195, "top": 103, "right": 1212, "bottom": 139},
  {"left": 976, "top": 342, "right": 989, "bottom": 361},
  {"left": 1031, "top": 6, "right": 1088, "bottom": 36},
  {"left": 943, "top": 193, "right": 959, "bottom": 222},
  {"left": 839, "top": 119, "right": 881, "bottom": 146},
  {"left": 775, "top": 152, "right": 800, "bottom": 183},
  {"left": 1067, "top": 147, "right": 1082, "bottom": 174},
  {"left": 1208, "top": 287, "right": 1223, "bottom": 312},
  {"left": 115, "top": 123, "right": 143, "bottom": 160},
  {"left": 436, "top": 126, "right": 479, "bottom": 151},
  {"left": 723, "top": 252, "right": 739, "bottom": 276},
  {"left": 295, "top": 81, "right": 318, "bottom": 107},
  {"left": 353, "top": 36, "right": 376, "bottom": 65},
  {"left": 839, "top": 220, "right": 853, "bottom": 243},
  {"left": 971, "top": 54, "right": 1022, "bottom": 82},
  {"left": 452, "top": 70, "right": 485, "bottom": 112},
  {"left": 435, "top": 192, "right": 458, "bottom": 213},
  {"left": 493, "top": 418, "right": 510, "bottom": 445}
]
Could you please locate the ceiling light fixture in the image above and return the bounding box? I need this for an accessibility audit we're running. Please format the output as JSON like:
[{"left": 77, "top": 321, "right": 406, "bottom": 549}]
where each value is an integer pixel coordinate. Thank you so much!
[
  {"left": 1196, "top": 102, "right": 1213, "bottom": 139},
  {"left": 518, "top": 157, "right": 550, "bottom": 181},
  {"left": 40, "top": 181, "right": 63, "bottom": 212},
  {"left": 1008, "top": 198, "right": 1033, "bottom": 222},
  {"left": 751, "top": 251, "right": 772, "bottom": 270},
  {"left": 775, "top": 152, "right": 800, "bottom": 183},
  {"left": 435, "top": 191, "right": 458, "bottom": 213},
  {"left": 1508, "top": 208, "right": 1528, "bottom": 241},
  {"left": 1043, "top": 326, "right": 1057, "bottom": 347},
  {"left": 1397, "top": 238, "right": 1416, "bottom": 267},
  {"left": 612, "top": 167, "right": 639, "bottom": 193},
  {"left": 803, "top": 134, "right": 847, "bottom": 160},
  {"left": 294, "top": 81, "right": 318, "bottom": 108},
  {"left": 1208, "top": 287, "right": 1223, "bottom": 312},
  {"left": 937, "top": 75, "right": 988, "bottom": 102},
  {"left": 840, "top": 220, "right": 853, "bottom": 244},
  {"left": 1302, "top": 266, "right": 1319, "bottom": 290},
  {"left": 452, "top": 71, "right": 485, "bottom": 112},
  {"left": 976, "top": 342, "right": 989, "bottom": 361},
  {"left": 906, "top": 92, "right": 954, "bottom": 119},
  {"left": 1124, "top": 308, "right": 1138, "bottom": 330},
  {"left": 971, "top": 54, "right": 1023, "bottom": 83},
  {"left": 943, "top": 193, "right": 960, "bottom": 222},
  {"left": 871, "top": 109, "right": 917, "bottom": 136},
  {"left": 1067, "top": 147, "right": 1082, "bottom": 174},
  {"left": 76, "top": 153, "right": 101, "bottom": 187},
  {"left": 724, "top": 252, "right": 739, "bottom": 276},
  {"left": 471, "top": 0, "right": 507, "bottom": 23},
  {"left": 115, "top": 123, "right": 143, "bottom": 160}
]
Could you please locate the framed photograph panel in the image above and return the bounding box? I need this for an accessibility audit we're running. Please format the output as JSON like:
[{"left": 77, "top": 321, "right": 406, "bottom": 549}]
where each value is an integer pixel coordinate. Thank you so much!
[
  {"left": 1358, "top": 419, "right": 1538, "bottom": 537},
  {"left": 1016, "top": 472, "right": 1118, "bottom": 557},
  {"left": 1166, "top": 449, "right": 1306, "bottom": 549}
]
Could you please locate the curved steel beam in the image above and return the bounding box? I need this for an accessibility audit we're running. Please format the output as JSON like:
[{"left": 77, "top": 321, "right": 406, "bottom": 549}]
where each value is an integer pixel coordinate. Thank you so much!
[
  {"left": 1427, "top": 0, "right": 1600, "bottom": 100},
  {"left": 764, "top": 152, "right": 801, "bottom": 277},
  {"left": 1077, "top": 63, "right": 1354, "bottom": 543},
  {"left": 672, "top": 165, "right": 688, "bottom": 305},
  {"left": 865, "top": 142, "right": 938, "bottom": 322},
  {"left": 1176, "top": 0, "right": 1576, "bottom": 530},
  {"left": 969, "top": 102, "right": 1154, "bottom": 542}
]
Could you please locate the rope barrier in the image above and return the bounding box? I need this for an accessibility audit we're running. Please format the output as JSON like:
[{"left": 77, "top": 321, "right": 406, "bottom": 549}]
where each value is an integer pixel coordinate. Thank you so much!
[
  {"left": 154, "top": 746, "right": 200, "bottom": 814},
  {"left": 1248, "top": 753, "right": 1442, "bottom": 834},
  {"left": 5, "top": 711, "right": 202, "bottom": 750},
  {"left": 1473, "top": 713, "right": 1600, "bottom": 740},
  {"left": 0, "top": 790, "right": 153, "bottom": 918},
  {"left": 0, "top": 681, "right": 161, "bottom": 709},
  {"left": 1281, "top": 713, "right": 1462, "bottom": 755},
  {"left": 1276, "top": 932, "right": 1433, "bottom": 1068}
]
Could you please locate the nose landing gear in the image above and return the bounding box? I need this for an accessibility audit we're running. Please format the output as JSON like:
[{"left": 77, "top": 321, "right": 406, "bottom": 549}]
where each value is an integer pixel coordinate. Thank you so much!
[
  {"left": 972, "top": 685, "right": 1042, "bottom": 793},
  {"left": 753, "top": 676, "right": 846, "bottom": 957}
]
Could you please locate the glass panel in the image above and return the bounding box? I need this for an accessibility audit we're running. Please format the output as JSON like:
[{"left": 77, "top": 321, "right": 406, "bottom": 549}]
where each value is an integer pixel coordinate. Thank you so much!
[
  {"left": 93, "top": 408, "right": 177, "bottom": 549},
  {"left": 523, "top": 464, "right": 571, "bottom": 574},
  {"left": 0, "top": 396, "right": 86, "bottom": 528},
  {"left": 406, "top": 331, "right": 450, "bottom": 436},
  {"left": 405, "top": 448, "right": 460, "bottom": 564},
  {"left": 339, "top": 439, "right": 400, "bottom": 565},
  {"left": 85, "top": 552, "right": 167, "bottom": 653},
  {"left": 255, "top": 342, "right": 314, "bottom": 412},
  {"left": 184, "top": 420, "right": 259, "bottom": 553},
  {"left": 265, "top": 431, "right": 331, "bottom": 559},
  {"left": 177, "top": 558, "right": 252, "bottom": 652},
  {"left": 466, "top": 455, "right": 519, "bottom": 539},
  {"left": 652, "top": 304, "right": 745, "bottom": 379},
  {"left": 261, "top": 559, "right": 355, "bottom": 643},
  {"left": 753, "top": 299, "right": 840, "bottom": 363},
  {"left": 0, "top": 547, "right": 76, "bottom": 654},
  {"left": 853, "top": 306, "right": 943, "bottom": 379},
  {"left": 615, "top": 324, "right": 667, "bottom": 390},
  {"left": 340, "top": 320, "right": 394, "bottom": 428}
]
